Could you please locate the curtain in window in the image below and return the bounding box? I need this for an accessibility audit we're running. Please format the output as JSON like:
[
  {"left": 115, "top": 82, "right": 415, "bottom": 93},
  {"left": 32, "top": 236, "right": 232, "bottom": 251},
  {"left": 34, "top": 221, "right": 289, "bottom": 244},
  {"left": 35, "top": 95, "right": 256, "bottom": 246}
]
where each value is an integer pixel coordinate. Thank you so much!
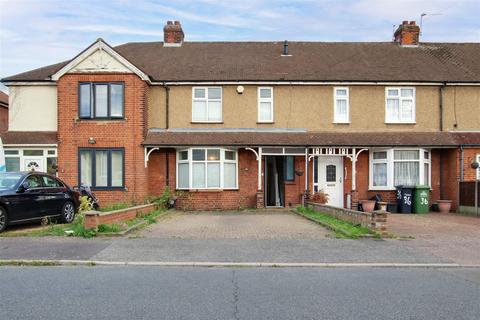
[
  {"left": 208, "top": 101, "right": 222, "bottom": 121},
  {"left": 79, "top": 84, "right": 91, "bottom": 118},
  {"left": 373, "top": 163, "right": 387, "bottom": 186},
  {"left": 224, "top": 163, "right": 236, "bottom": 188},
  {"left": 95, "top": 151, "right": 108, "bottom": 187},
  {"left": 386, "top": 98, "right": 399, "bottom": 121},
  {"left": 178, "top": 163, "right": 189, "bottom": 189},
  {"left": 207, "top": 163, "right": 220, "bottom": 187},
  {"left": 192, "top": 163, "right": 205, "bottom": 188},
  {"left": 111, "top": 151, "right": 123, "bottom": 187},
  {"left": 95, "top": 85, "right": 108, "bottom": 117},
  {"left": 335, "top": 99, "right": 348, "bottom": 122},
  {"left": 259, "top": 102, "right": 272, "bottom": 121},
  {"left": 80, "top": 152, "right": 92, "bottom": 186},
  {"left": 110, "top": 84, "right": 123, "bottom": 117}
]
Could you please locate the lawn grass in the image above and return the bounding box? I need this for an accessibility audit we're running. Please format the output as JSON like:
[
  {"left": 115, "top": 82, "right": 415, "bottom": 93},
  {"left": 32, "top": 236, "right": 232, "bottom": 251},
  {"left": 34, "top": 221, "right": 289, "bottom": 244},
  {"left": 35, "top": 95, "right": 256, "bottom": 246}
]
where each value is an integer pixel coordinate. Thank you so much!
[
  {"left": 296, "top": 206, "right": 375, "bottom": 239},
  {"left": 0, "top": 209, "right": 167, "bottom": 238}
]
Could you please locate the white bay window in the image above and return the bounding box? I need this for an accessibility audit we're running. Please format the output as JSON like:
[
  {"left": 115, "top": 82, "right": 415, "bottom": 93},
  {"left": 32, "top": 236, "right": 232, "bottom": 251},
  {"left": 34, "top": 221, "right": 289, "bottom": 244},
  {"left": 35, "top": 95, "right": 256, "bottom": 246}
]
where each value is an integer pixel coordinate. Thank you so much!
[
  {"left": 177, "top": 148, "right": 238, "bottom": 189},
  {"left": 369, "top": 148, "right": 430, "bottom": 189}
]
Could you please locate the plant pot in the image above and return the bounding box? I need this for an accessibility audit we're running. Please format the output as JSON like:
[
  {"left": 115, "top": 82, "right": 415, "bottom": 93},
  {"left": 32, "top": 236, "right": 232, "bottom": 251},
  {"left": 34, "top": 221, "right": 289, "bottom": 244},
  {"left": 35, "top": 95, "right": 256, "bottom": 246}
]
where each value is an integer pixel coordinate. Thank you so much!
[
  {"left": 360, "top": 200, "right": 376, "bottom": 213},
  {"left": 437, "top": 200, "right": 452, "bottom": 214}
]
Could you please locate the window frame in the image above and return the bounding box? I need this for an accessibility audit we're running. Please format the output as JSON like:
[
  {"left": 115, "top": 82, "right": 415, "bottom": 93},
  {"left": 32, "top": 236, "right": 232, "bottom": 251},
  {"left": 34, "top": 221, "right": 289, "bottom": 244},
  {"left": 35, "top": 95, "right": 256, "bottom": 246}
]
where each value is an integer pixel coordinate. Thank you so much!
[
  {"left": 385, "top": 87, "right": 416, "bottom": 124},
  {"left": 257, "top": 87, "right": 274, "bottom": 123},
  {"left": 333, "top": 87, "right": 350, "bottom": 123},
  {"left": 78, "top": 82, "right": 125, "bottom": 120},
  {"left": 176, "top": 148, "right": 238, "bottom": 190},
  {"left": 284, "top": 156, "right": 295, "bottom": 182},
  {"left": 191, "top": 87, "right": 223, "bottom": 123},
  {"left": 477, "top": 154, "right": 480, "bottom": 180},
  {"left": 369, "top": 148, "right": 430, "bottom": 190},
  {"left": 78, "top": 148, "right": 125, "bottom": 190},
  {"left": 4, "top": 148, "right": 57, "bottom": 175}
]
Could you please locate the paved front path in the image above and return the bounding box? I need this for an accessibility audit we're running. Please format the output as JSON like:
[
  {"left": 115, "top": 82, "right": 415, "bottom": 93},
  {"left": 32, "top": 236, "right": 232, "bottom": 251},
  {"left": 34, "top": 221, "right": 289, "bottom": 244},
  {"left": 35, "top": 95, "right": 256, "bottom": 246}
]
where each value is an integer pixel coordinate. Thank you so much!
[{"left": 141, "top": 210, "right": 331, "bottom": 239}]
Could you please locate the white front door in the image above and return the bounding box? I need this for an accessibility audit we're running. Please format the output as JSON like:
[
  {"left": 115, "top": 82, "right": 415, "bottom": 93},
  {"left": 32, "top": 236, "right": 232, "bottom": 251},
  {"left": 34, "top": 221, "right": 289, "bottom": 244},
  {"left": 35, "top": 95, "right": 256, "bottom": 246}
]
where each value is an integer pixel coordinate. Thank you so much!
[
  {"left": 316, "top": 156, "right": 344, "bottom": 207},
  {"left": 23, "top": 157, "right": 44, "bottom": 172}
]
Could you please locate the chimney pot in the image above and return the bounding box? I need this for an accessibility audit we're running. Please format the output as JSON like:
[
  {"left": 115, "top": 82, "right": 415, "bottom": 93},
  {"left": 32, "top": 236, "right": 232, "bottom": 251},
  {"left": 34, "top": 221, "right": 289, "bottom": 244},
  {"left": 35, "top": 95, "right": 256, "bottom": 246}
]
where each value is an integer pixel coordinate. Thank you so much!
[
  {"left": 164, "top": 20, "right": 184, "bottom": 46},
  {"left": 394, "top": 19, "right": 420, "bottom": 46}
]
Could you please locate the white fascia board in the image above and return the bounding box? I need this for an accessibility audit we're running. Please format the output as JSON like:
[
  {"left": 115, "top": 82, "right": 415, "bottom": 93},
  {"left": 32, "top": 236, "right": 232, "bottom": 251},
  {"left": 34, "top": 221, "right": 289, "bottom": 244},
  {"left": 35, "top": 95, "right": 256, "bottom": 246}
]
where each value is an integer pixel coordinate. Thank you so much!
[
  {"left": 51, "top": 39, "right": 150, "bottom": 82},
  {"left": 155, "top": 81, "right": 446, "bottom": 86},
  {"left": 4, "top": 144, "right": 58, "bottom": 147},
  {"left": 2, "top": 82, "right": 56, "bottom": 86}
]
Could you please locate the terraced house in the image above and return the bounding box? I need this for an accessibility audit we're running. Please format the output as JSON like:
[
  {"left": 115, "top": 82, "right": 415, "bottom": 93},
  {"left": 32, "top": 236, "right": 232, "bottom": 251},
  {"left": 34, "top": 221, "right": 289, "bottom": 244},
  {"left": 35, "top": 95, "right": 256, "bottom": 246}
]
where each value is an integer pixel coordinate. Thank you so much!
[{"left": 1, "top": 20, "right": 479, "bottom": 211}]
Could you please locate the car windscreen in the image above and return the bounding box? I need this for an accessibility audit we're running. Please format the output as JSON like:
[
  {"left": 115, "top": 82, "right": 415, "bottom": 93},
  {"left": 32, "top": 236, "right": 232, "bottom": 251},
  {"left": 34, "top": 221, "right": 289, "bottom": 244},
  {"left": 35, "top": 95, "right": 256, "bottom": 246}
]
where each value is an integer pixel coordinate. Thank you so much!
[{"left": 0, "top": 173, "right": 23, "bottom": 190}]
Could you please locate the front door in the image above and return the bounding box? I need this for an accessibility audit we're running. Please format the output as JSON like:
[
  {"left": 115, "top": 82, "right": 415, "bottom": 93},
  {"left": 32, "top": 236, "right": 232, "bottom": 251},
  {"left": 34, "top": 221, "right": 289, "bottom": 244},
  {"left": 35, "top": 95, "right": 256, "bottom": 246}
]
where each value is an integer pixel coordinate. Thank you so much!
[
  {"left": 23, "top": 157, "right": 44, "bottom": 172},
  {"left": 316, "top": 157, "right": 344, "bottom": 207}
]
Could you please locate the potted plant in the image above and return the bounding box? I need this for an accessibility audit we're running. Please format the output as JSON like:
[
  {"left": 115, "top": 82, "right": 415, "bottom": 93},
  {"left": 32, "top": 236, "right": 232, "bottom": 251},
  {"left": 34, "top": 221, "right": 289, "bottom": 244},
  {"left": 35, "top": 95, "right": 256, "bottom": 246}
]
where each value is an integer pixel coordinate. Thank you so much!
[
  {"left": 311, "top": 191, "right": 329, "bottom": 204},
  {"left": 360, "top": 199, "right": 376, "bottom": 212},
  {"left": 437, "top": 200, "right": 452, "bottom": 214}
]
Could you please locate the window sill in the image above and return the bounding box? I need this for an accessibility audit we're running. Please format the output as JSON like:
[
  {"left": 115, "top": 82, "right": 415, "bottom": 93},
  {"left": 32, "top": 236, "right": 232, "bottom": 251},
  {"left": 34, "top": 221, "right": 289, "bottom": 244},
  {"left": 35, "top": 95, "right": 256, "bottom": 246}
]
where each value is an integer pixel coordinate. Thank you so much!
[
  {"left": 333, "top": 121, "right": 350, "bottom": 124},
  {"left": 257, "top": 121, "right": 274, "bottom": 124},
  {"left": 76, "top": 118, "right": 126, "bottom": 122},
  {"left": 177, "top": 188, "right": 239, "bottom": 192},
  {"left": 90, "top": 187, "right": 126, "bottom": 191},
  {"left": 384, "top": 122, "right": 416, "bottom": 125},
  {"left": 191, "top": 121, "right": 223, "bottom": 124}
]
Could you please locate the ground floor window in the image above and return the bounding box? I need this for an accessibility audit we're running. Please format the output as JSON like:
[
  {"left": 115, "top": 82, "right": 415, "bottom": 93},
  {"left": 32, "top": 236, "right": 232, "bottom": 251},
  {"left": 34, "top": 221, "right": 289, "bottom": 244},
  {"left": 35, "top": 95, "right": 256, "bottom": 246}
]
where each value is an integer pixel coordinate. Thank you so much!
[
  {"left": 4, "top": 148, "right": 57, "bottom": 175},
  {"left": 369, "top": 148, "right": 430, "bottom": 190},
  {"left": 79, "top": 148, "right": 124, "bottom": 189},
  {"left": 177, "top": 148, "right": 238, "bottom": 189}
]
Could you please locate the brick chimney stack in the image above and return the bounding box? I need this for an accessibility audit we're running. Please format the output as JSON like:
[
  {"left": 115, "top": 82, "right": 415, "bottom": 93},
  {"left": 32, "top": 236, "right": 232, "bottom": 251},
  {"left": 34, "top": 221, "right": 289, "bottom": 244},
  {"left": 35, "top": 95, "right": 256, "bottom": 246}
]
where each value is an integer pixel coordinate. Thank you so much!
[
  {"left": 394, "top": 21, "right": 420, "bottom": 46},
  {"left": 164, "top": 21, "right": 184, "bottom": 46}
]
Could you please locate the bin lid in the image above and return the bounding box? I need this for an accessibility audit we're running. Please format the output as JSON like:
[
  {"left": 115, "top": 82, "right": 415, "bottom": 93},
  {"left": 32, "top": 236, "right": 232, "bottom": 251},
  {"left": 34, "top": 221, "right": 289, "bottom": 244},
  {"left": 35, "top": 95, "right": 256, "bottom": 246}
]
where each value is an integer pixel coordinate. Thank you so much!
[{"left": 414, "top": 185, "right": 430, "bottom": 189}]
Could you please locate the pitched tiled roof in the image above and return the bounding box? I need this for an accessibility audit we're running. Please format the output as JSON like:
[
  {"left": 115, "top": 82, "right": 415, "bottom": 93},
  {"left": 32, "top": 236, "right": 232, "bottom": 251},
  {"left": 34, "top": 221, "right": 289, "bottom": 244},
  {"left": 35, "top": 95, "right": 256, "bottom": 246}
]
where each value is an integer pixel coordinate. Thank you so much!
[
  {"left": 3, "top": 42, "right": 480, "bottom": 82},
  {"left": 0, "top": 131, "right": 57, "bottom": 145},
  {"left": 143, "top": 131, "right": 480, "bottom": 147}
]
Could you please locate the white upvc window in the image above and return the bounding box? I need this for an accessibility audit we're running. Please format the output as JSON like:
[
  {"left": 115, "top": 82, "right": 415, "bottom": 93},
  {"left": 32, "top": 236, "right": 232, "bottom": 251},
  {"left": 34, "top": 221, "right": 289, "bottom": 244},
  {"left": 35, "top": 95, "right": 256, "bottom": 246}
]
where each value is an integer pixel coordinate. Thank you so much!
[
  {"left": 369, "top": 148, "right": 430, "bottom": 190},
  {"left": 477, "top": 154, "right": 480, "bottom": 180},
  {"left": 176, "top": 148, "right": 238, "bottom": 190},
  {"left": 4, "top": 148, "right": 58, "bottom": 175},
  {"left": 333, "top": 87, "right": 349, "bottom": 123},
  {"left": 385, "top": 87, "right": 415, "bottom": 123},
  {"left": 258, "top": 87, "right": 273, "bottom": 123},
  {"left": 192, "top": 87, "right": 222, "bottom": 122}
]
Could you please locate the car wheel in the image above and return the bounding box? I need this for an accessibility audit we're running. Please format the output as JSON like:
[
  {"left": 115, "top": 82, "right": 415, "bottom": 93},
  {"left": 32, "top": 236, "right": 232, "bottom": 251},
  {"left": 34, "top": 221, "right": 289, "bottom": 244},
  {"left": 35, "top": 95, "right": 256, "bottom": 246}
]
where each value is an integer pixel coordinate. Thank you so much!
[
  {"left": 61, "top": 201, "right": 75, "bottom": 223},
  {"left": 0, "top": 207, "right": 7, "bottom": 232}
]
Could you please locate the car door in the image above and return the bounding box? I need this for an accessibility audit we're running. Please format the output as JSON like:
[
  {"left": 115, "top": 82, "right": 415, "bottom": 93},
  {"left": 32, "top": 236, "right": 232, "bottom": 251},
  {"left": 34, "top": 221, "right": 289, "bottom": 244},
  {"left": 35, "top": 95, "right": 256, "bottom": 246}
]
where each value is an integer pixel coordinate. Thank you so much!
[
  {"left": 10, "top": 174, "right": 45, "bottom": 221},
  {"left": 40, "top": 175, "right": 67, "bottom": 216}
]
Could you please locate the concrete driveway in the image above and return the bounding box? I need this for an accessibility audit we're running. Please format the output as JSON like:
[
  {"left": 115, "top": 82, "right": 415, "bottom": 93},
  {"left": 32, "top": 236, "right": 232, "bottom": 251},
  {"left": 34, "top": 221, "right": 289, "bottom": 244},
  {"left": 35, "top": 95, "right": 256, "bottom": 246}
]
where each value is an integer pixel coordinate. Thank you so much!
[
  {"left": 388, "top": 212, "right": 480, "bottom": 265},
  {"left": 140, "top": 210, "right": 331, "bottom": 239}
]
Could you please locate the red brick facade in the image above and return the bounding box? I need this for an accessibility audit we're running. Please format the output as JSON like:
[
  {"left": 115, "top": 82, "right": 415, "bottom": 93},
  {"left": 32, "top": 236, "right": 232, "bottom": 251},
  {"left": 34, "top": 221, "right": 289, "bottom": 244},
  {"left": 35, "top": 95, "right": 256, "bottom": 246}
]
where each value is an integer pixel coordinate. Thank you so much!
[{"left": 57, "top": 73, "right": 148, "bottom": 205}]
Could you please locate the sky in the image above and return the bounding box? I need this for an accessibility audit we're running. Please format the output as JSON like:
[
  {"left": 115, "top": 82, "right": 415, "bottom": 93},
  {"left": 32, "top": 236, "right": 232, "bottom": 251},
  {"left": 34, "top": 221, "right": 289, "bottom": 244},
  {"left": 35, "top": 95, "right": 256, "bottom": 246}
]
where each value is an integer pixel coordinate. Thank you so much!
[{"left": 0, "top": 0, "right": 479, "bottom": 92}]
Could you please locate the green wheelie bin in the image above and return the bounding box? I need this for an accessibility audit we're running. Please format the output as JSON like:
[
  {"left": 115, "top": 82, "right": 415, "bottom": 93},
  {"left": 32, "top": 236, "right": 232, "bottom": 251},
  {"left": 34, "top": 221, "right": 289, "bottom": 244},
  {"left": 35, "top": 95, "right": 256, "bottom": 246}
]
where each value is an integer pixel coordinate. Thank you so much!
[{"left": 413, "top": 185, "right": 430, "bottom": 214}]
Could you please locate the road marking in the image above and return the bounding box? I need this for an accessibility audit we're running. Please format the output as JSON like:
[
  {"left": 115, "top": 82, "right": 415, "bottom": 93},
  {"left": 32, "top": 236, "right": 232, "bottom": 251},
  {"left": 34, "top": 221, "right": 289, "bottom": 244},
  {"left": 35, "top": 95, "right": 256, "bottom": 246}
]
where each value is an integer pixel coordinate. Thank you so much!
[{"left": 1, "top": 259, "right": 480, "bottom": 268}]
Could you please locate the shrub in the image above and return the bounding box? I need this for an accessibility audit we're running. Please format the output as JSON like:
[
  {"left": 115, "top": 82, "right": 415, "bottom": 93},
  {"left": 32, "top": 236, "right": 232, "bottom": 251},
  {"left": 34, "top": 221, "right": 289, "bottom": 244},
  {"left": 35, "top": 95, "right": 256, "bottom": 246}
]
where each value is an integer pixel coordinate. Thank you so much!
[{"left": 311, "top": 191, "right": 329, "bottom": 204}]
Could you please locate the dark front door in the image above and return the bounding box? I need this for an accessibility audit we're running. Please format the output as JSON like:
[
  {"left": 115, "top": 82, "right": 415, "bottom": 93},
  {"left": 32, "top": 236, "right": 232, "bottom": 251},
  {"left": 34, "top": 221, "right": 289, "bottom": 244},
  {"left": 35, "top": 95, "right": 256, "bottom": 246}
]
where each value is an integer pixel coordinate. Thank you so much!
[{"left": 265, "top": 156, "right": 286, "bottom": 207}]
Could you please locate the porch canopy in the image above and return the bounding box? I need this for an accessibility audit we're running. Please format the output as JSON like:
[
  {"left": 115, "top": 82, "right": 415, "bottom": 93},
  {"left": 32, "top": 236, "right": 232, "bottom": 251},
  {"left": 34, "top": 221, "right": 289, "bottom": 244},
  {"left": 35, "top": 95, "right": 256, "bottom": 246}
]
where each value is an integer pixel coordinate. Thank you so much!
[{"left": 143, "top": 130, "right": 480, "bottom": 191}]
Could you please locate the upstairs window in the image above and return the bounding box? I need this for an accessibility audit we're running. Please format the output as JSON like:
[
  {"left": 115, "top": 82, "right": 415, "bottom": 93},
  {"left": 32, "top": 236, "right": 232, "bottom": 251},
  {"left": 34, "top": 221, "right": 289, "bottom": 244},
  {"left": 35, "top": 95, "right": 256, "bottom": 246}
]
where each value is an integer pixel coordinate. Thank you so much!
[
  {"left": 385, "top": 87, "right": 415, "bottom": 123},
  {"left": 333, "top": 87, "right": 349, "bottom": 123},
  {"left": 79, "top": 82, "right": 124, "bottom": 119},
  {"left": 192, "top": 87, "right": 222, "bottom": 122},
  {"left": 258, "top": 87, "right": 274, "bottom": 122}
]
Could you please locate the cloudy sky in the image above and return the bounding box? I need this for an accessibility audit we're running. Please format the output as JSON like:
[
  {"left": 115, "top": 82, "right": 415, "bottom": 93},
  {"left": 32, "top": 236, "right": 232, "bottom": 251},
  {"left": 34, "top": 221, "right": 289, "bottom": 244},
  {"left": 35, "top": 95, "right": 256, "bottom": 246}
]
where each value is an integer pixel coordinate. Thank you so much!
[{"left": 0, "top": 0, "right": 479, "bottom": 90}]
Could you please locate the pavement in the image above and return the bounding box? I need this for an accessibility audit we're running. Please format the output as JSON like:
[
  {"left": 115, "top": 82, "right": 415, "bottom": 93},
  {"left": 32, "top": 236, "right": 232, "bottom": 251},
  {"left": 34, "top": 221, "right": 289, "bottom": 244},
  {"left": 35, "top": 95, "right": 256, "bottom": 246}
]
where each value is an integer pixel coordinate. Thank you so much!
[
  {"left": 1, "top": 266, "right": 479, "bottom": 320},
  {"left": 0, "top": 210, "right": 479, "bottom": 265}
]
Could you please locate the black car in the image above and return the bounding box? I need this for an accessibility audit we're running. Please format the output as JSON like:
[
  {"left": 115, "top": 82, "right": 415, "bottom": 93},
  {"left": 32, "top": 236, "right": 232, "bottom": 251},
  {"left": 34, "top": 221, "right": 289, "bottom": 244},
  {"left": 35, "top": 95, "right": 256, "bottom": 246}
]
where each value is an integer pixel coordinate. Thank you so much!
[{"left": 0, "top": 172, "right": 80, "bottom": 232}]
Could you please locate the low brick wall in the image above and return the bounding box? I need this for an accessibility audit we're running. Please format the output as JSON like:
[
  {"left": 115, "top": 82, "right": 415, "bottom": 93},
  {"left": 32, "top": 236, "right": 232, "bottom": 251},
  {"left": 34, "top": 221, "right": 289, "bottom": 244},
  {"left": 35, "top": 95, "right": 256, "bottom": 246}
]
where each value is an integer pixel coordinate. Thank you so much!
[
  {"left": 305, "top": 201, "right": 388, "bottom": 236},
  {"left": 84, "top": 203, "right": 156, "bottom": 229}
]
